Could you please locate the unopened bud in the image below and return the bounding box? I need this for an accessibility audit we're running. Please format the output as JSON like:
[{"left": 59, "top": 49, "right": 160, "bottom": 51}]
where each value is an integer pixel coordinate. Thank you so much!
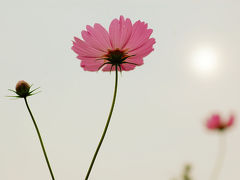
[{"left": 15, "top": 80, "right": 31, "bottom": 97}]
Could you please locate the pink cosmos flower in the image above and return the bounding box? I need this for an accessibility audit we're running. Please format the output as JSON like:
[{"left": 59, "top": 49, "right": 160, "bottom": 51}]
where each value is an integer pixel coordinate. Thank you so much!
[
  {"left": 72, "top": 16, "right": 155, "bottom": 71},
  {"left": 206, "top": 113, "right": 235, "bottom": 131}
]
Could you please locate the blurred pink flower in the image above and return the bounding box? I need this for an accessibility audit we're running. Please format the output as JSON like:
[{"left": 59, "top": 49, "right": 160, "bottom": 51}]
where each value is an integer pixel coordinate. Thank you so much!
[
  {"left": 206, "top": 113, "right": 235, "bottom": 131},
  {"left": 72, "top": 16, "right": 155, "bottom": 71}
]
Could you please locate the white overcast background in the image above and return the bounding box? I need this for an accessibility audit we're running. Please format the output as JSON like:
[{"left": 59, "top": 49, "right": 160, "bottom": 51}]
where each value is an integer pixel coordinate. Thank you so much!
[{"left": 1, "top": 0, "right": 240, "bottom": 179}]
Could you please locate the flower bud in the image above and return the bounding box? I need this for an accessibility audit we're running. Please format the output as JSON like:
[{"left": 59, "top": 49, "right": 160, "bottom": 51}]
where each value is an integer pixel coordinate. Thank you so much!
[{"left": 15, "top": 80, "right": 31, "bottom": 97}]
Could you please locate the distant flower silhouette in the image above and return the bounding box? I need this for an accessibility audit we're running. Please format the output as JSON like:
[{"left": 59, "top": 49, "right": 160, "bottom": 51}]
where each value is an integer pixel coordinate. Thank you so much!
[
  {"left": 72, "top": 15, "right": 155, "bottom": 71},
  {"left": 72, "top": 16, "right": 155, "bottom": 180},
  {"left": 171, "top": 164, "right": 193, "bottom": 180},
  {"left": 206, "top": 113, "right": 234, "bottom": 131}
]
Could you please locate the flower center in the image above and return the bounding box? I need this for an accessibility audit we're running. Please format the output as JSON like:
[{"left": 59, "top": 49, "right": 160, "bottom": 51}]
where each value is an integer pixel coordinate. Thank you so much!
[
  {"left": 105, "top": 49, "right": 129, "bottom": 65},
  {"left": 97, "top": 49, "right": 137, "bottom": 71}
]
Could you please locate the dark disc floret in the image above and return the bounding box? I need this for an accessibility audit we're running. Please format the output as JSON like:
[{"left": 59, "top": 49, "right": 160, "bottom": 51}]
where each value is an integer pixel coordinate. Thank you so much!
[{"left": 97, "top": 49, "right": 137, "bottom": 71}]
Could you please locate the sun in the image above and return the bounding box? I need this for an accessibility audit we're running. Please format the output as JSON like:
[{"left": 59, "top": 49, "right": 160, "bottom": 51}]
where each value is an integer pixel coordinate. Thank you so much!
[{"left": 192, "top": 47, "right": 218, "bottom": 75}]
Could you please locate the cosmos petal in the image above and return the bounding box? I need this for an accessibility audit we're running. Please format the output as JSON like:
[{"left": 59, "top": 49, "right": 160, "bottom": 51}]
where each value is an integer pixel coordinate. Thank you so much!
[{"left": 227, "top": 115, "right": 234, "bottom": 127}]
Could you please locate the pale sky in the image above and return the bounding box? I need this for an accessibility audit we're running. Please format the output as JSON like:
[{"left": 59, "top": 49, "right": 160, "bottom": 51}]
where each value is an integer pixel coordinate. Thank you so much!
[{"left": 1, "top": 0, "right": 240, "bottom": 179}]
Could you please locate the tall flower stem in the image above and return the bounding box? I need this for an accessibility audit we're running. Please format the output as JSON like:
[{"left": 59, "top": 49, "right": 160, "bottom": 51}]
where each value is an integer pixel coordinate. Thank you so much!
[
  {"left": 24, "top": 97, "right": 55, "bottom": 180},
  {"left": 85, "top": 66, "right": 119, "bottom": 180},
  {"left": 210, "top": 134, "right": 226, "bottom": 180}
]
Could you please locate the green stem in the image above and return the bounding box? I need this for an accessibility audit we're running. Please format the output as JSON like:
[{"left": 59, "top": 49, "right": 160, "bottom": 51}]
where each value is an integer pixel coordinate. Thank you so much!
[
  {"left": 210, "top": 134, "right": 226, "bottom": 180},
  {"left": 24, "top": 97, "right": 55, "bottom": 180},
  {"left": 85, "top": 66, "right": 119, "bottom": 180}
]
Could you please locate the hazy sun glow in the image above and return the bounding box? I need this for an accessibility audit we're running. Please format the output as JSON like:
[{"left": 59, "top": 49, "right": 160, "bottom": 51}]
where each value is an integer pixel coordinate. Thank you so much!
[{"left": 192, "top": 47, "right": 218, "bottom": 75}]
